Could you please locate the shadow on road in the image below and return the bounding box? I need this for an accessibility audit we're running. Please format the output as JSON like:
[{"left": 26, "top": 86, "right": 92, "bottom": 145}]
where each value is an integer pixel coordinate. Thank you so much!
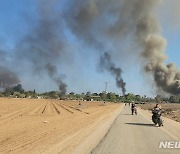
[
  {"left": 120, "top": 114, "right": 132, "bottom": 115},
  {"left": 125, "top": 123, "right": 154, "bottom": 127}
]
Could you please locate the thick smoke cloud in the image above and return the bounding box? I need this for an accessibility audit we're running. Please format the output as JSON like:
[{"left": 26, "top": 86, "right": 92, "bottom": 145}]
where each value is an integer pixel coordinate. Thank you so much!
[
  {"left": 16, "top": 0, "right": 67, "bottom": 93},
  {"left": 113, "top": 0, "right": 180, "bottom": 95},
  {"left": 0, "top": 66, "right": 20, "bottom": 88},
  {"left": 134, "top": 0, "right": 180, "bottom": 94},
  {"left": 65, "top": 0, "right": 180, "bottom": 95},
  {"left": 0, "top": 0, "right": 179, "bottom": 95},
  {"left": 0, "top": 44, "right": 20, "bottom": 89},
  {"left": 65, "top": 0, "right": 127, "bottom": 94},
  {"left": 5, "top": 84, "right": 24, "bottom": 93},
  {"left": 99, "top": 52, "right": 126, "bottom": 95}
]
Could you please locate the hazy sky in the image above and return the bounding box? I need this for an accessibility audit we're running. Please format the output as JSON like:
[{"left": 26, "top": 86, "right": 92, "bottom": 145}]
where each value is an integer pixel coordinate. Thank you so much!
[{"left": 0, "top": 0, "right": 179, "bottom": 96}]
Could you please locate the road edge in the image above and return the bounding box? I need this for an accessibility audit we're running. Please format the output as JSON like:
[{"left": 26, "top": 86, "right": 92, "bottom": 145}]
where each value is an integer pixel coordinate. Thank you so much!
[{"left": 73, "top": 104, "right": 124, "bottom": 154}]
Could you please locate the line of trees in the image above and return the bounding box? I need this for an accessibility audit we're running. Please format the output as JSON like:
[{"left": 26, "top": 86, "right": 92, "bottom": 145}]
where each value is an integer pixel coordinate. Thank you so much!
[{"left": 0, "top": 86, "right": 180, "bottom": 103}]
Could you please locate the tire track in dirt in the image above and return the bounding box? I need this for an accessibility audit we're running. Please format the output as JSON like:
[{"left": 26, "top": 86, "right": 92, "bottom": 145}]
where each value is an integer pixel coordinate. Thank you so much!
[
  {"left": 0, "top": 115, "right": 83, "bottom": 152},
  {"left": 0, "top": 116, "right": 83, "bottom": 153},
  {"left": 0, "top": 129, "right": 54, "bottom": 153},
  {"left": 54, "top": 102, "right": 74, "bottom": 114},
  {"left": 28, "top": 102, "right": 48, "bottom": 115},
  {"left": 0, "top": 106, "right": 22, "bottom": 115},
  {"left": 41, "top": 102, "right": 48, "bottom": 114},
  {"left": 9, "top": 111, "right": 106, "bottom": 153},
  {"left": 51, "top": 102, "right": 60, "bottom": 114},
  {"left": 62, "top": 104, "right": 89, "bottom": 114},
  {"left": 43, "top": 102, "right": 52, "bottom": 115},
  {"left": 0, "top": 105, "right": 38, "bottom": 124}
]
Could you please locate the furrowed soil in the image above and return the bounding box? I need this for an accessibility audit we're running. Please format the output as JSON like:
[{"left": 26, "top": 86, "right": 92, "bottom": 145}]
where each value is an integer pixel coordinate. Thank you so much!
[
  {"left": 0, "top": 98, "right": 122, "bottom": 154},
  {"left": 138, "top": 103, "right": 180, "bottom": 123}
]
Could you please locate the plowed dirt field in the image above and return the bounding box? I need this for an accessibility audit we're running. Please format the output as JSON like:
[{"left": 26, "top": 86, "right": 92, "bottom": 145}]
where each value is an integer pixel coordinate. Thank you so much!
[{"left": 0, "top": 98, "right": 122, "bottom": 154}]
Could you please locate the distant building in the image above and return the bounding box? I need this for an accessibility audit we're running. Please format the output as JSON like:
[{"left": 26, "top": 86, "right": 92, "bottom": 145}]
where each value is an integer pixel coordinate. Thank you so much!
[
  {"left": 37, "top": 96, "right": 43, "bottom": 99},
  {"left": 85, "top": 96, "right": 101, "bottom": 101}
]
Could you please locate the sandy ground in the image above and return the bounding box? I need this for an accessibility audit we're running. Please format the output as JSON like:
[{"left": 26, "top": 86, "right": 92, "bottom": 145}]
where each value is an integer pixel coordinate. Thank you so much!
[
  {"left": 93, "top": 105, "right": 180, "bottom": 154},
  {"left": 138, "top": 103, "right": 180, "bottom": 122},
  {"left": 0, "top": 98, "right": 122, "bottom": 154}
]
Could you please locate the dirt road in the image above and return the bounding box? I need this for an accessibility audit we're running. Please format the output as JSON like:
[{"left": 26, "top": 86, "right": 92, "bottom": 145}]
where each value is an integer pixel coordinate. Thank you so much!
[{"left": 92, "top": 105, "right": 180, "bottom": 154}]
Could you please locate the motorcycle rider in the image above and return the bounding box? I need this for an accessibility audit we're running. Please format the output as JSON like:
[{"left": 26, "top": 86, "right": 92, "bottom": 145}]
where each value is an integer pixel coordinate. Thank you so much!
[
  {"left": 153, "top": 104, "right": 161, "bottom": 113},
  {"left": 152, "top": 104, "right": 163, "bottom": 126}
]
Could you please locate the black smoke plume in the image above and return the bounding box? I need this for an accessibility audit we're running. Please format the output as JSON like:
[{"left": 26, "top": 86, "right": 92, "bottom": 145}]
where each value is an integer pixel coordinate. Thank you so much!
[
  {"left": 65, "top": 0, "right": 126, "bottom": 93},
  {"left": 16, "top": 0, "right": 67, "bottom": 93},
  {"left": 5, "top": 84, "right": 24, "bottom": 93},
  {"left": 65, "top": 0, "right": 180, "bottom": 95},
  {"left": 99, "top": 52, "right": 126, "bottom": 95},
  {"left": 0, "top": 66, "right": 20, "bottom": 89},
  {"left": 46, "top": 63, "right": 67, "bottom": 96}
]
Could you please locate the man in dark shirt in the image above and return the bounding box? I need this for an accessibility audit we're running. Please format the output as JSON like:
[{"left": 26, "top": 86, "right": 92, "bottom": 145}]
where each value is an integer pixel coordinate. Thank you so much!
[{"left": 131, "top": 103, "right": 136, "bottom": 115}]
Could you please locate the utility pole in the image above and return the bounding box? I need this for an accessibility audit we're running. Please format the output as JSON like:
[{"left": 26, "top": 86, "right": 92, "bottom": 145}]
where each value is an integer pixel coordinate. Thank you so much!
[{"left": 104, "top": 82, "right": 109, "bottom": 93}]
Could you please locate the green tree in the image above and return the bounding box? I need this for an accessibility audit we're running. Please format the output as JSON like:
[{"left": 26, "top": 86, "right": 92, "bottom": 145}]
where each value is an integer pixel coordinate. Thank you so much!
[
  {"left": 155, "top": 95, "right": 163, "bottom": 103},
  {"left": 69, "top": 92, "right": 75, "bottom": 95},
  {"left": 107, "top": 92, "right": 117, "bottom": 102},
  {"left": 99, "top": 92, "right": 107, "bottom": 101},
  {"left": 0, "top": 92, "right": 4, "bottom": 97},
  {"left": 86, "top": 91, "right": 91, "bottom": 96},
  {"left": 13, "top": 92, "right": 21, "bottom": 98},
  {"left": 92, "top": 93, "right": 98, "bottom": 96},
  {"left": 169, "top": 96, "right": 179, "bottom": 103},
  {"left": 135, "top": 95, "right": 142, "bottom": 102},
  {"left": 48, "top": 91, "right": 59, "bottom": 98},
  {"left": 125, "top": 93, "right": 135, "bottom": 102},
  {"left": 75, "top": 94, "right": 81, "bottom": 99}
]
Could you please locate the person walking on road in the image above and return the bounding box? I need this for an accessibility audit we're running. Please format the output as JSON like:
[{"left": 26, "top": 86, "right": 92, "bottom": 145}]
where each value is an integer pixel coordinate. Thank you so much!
[{"left": 131, "top": 103, "right": 137, "bottom": 115}]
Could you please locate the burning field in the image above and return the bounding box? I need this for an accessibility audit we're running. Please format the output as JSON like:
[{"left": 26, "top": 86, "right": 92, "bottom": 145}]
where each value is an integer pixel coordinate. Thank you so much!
[
  {"left": 138, "top": 103, "right": 180, "bottom": 123},
  {"left": 0, "top": 98, "right": 121, "bottom": 154}
]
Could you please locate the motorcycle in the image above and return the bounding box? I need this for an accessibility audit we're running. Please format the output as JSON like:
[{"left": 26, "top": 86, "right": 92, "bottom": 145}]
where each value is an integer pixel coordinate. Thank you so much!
[{"left": 152, "top": 108, "right": 163, "bottom": 127}]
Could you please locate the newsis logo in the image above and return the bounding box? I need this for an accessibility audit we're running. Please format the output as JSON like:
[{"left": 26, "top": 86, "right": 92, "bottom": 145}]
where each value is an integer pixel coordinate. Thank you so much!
[{"left": 159, "top": 141, "right": 180, "bottom": 149}]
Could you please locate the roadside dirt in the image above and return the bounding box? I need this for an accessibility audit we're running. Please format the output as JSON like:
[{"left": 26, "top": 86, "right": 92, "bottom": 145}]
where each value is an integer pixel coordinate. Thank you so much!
[{"left": 0, "top": 98, "right": 122, "bottom": 154}]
